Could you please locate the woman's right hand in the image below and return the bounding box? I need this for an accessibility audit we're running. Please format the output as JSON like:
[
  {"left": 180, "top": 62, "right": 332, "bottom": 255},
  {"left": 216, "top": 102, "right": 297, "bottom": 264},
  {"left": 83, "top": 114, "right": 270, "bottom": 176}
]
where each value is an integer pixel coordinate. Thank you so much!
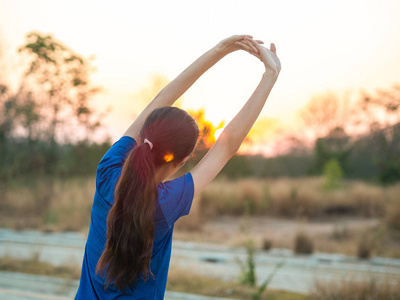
[{"left": 236, "top": 38, "right": 281, "bottom": 75}]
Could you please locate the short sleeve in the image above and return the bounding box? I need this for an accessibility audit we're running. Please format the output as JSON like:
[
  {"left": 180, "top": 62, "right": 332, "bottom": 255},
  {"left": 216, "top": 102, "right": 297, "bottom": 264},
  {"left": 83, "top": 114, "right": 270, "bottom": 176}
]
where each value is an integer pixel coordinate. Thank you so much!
[
  {"left": 96, "top": 136, "right": 137, "bottom": 202},
  {"left": 157, "top": 172, "right": 194, "bottom": 228}
]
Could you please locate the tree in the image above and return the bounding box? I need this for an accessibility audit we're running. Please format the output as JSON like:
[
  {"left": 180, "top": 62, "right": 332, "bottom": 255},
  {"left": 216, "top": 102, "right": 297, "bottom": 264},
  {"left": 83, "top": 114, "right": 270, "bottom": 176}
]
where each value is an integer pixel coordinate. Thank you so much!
[
  {"left": 359, "top": 84, "right": 400, "bottom": 183},
  {"left": 0, "top": 36, "right": 11, "bottom": 142},
  {"left": 0, "top": 32, "right": 106, "bottom": 180},
  {"left": 298, "top": 91, "right": 356, "bottom": 139},
  {"left": 18, "top": 32, "right": 102, "bottom": 144},
  {"left": 313, "top": 126, "right": 352, "bottom": 176},
  {"left": 360, "top": 84, "right": 400, "bottom": 127}
]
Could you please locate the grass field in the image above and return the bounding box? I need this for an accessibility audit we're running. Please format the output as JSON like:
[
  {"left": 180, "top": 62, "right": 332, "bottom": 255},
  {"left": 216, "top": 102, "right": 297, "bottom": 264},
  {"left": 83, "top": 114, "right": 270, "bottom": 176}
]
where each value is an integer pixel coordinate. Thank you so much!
[
  {"left": 1, "top": 176, "right": 400, "bottom": 298},
  {"left": 1, "top": 176, "right": 400, "bottom": 258},
  {"left": 1, "top": 255, "right": 399, "bottom": 300},
  {"left": 199, "top": 177, "right": 398, "bottom": 219}
]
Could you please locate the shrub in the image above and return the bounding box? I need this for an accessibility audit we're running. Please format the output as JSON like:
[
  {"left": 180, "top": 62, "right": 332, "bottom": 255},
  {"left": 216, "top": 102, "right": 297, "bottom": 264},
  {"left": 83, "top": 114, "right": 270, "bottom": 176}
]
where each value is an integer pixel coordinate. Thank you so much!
[
  {"left": 236, "top": 240, "right": 285, "bottom": 300},
  {"left": 323, "top": 158, "right": 343, "bottom": 189},
  {"left": 237, "top": 241, "right": 256, "bottom": 287},
  {"left": 262, "top": 239, "right": 273, "bottom": 251},
  {"left": 311, "top": 277, "right": 400, "bottom": 300},
  {"left": 294, "top": 231, "right": 314, "bottom": 254},
  {"left": 357, "top": 234, "right": 374, "bottom": 259},
  {"left": 251, "top": 261, "right": 285, "bottom": 300}
]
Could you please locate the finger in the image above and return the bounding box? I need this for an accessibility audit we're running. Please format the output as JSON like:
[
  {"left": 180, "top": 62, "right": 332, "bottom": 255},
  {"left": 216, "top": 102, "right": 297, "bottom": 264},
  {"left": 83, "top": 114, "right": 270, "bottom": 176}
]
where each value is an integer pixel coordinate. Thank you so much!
[
  {"left": 241, "top": 38, "right": 259, "bottom": 53},
  {"left": 237, "top": 41, "right": 262, "bottom": 61},
  {"left": 234, "top": 34, "right": 253, "bottom": 41},
  {"left": 255, "top": 40, "right": 264, "bottom": 44},
  {"left": 236, "top": 41, "right": 259, "bottom": 56},
  {"left": 270, "top": 43, "right": 277, "bottom": 55},
  {"left": 235, "top": 41, "right": 254, "bottom": 53},
  {"left": 245, "top": 36, "right": 262, "bottom": 51}
]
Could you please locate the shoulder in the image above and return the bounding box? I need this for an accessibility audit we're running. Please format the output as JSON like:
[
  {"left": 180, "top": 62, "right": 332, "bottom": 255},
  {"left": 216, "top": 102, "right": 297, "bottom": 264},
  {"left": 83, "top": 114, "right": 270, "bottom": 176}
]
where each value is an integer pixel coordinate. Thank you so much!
[
  {"left": 158, "top": 173, "right": 194, "bottom": 197},
  {"left": 96, "top": 136, "right": 137, "bottom": 196},
  {"left": 97, "top": 136, "right": 136, "bottom": 171},
  {"left": 156, "top": 173, "right": 194, "bottom": 227},
  {"left": 103, "top": 136, "right": 137, "bottom": 160}
]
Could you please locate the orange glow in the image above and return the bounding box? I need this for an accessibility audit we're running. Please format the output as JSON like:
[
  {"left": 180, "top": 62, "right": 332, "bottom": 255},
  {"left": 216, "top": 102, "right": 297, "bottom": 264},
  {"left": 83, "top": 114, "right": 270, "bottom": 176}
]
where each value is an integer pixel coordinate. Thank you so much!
[
  {"left": 214, "top": 128, "right": 223, "bottom": 140},
  {"left": 163, "top": 153, "right": 174, "bottom": 163},
  {"left": 189, "top": 108, "right": 282, "bottom": 152},
  {"left": 188, "top": 109, "right": 224, "bottom": 149}
]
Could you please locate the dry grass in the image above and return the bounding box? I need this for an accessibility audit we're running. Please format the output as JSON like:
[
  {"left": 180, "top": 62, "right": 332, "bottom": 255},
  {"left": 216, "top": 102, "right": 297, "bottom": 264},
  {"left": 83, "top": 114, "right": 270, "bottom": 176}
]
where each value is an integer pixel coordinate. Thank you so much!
[
  {"left": 3, "top": 254, "right": 399, "bottom": 300},
  {"left": 306, "top": 223, "right": 400, "bottom": 259},
  {"left": 384, "top": 184, "right": 400, "bottom": 231},
  {"left": 1, "top": 176, "right": 95, "bottom": 231},
  {"left": 310, "top": 277, "right": 400, "bottom": 300},
  {"left": 0, "top": 254, "right": 308, "bottom": 299},
  {"left": 175, "top": 196, "right": 203, "bottom": 231},
  {"left": 0, "top": 254, "right": 80, "bottom": 279},
  {"left": 200, "top": 177, "right": 398, "bottom": 219},
  {"left": 2, "top": 176, "right": 400, "bottom": 259},
  {"left": 2, "top": 176, "right": 398, "bottom": 231},
  {"left": 167, "top": 264, "right": 309, "bottom": 300}
]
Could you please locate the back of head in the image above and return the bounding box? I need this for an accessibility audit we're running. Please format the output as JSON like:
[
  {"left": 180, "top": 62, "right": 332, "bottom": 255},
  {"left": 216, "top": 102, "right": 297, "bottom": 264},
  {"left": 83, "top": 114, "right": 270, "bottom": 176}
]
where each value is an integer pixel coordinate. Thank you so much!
[
  {"left": 140, "top": 106, "right": 199, "bottom": 167},
  {"left": 96, "top": 107, "right": 198, "bottom": 293}
]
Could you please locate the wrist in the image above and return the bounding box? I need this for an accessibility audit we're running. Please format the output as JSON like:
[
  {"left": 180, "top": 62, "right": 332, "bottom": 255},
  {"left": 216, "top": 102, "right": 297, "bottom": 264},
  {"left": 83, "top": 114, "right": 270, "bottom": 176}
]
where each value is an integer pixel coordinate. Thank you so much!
[
  {"left": 263, "top": 68, "right": 279, "bottom": 81},
  {"left": 213, "top": 42, "right": 231, "bottom": 58}
]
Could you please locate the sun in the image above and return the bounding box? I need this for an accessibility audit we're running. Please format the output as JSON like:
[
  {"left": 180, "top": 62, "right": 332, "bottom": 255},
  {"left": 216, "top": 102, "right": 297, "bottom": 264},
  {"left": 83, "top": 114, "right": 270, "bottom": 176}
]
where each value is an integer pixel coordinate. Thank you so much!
[{"left": 214, "top": 128, "right": 224, "bottom": 141}]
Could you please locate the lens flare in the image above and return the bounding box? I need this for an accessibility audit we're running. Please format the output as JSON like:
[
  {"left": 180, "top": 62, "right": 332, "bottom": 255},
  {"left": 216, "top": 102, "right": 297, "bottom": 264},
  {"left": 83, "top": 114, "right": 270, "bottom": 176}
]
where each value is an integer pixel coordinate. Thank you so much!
[{"left": 163, "top": 153, "right": 174, "bottom": 163}]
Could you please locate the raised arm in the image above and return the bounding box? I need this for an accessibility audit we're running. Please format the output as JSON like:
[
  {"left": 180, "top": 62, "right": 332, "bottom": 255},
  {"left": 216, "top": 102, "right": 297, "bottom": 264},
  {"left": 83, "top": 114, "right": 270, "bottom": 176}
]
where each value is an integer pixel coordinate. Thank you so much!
[
  {"left": 191, "top": 39, "right": 281, "bottom": 198},
  {"left": 124, "top": 35, "right": 262, "bottom": 141}
]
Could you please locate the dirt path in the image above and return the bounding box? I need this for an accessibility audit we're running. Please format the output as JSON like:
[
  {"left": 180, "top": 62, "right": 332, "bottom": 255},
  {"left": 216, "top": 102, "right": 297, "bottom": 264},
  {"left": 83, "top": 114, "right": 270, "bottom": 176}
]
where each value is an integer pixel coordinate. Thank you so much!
[
  {"left": 175, "top": 215, "right": 380, "bottom": 254},
  {"left": 1, "top": 227, "right": 399, "bottom": 295}
]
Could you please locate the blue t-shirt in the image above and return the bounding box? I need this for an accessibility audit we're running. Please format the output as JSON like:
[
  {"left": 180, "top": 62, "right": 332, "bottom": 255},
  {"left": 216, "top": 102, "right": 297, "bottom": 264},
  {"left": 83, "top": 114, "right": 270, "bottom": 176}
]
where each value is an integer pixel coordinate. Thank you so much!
[{"left": 75, "top": 136, "right": 194, "bottom": 299}]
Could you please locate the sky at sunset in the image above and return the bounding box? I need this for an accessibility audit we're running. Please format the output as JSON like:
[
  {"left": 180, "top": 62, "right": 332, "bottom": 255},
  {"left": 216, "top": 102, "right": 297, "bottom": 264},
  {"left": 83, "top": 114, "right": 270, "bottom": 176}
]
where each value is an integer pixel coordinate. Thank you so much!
[{"left": 1, "top": 0, "right": 400, "bottom": 147}]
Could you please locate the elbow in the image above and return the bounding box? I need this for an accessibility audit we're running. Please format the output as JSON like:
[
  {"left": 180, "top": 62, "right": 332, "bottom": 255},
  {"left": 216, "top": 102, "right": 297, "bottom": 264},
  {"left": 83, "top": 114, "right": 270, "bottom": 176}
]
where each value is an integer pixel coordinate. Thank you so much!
[{"left": 217, "top": 129, "right": 241, "bottom": 157}]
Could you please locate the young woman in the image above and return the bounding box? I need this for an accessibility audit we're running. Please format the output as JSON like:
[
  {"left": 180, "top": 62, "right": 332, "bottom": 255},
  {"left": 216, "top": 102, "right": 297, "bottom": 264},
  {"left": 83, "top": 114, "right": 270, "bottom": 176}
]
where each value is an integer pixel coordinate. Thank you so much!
[{"left": 75, "top": 35, "right": 280, "bottom": 299}]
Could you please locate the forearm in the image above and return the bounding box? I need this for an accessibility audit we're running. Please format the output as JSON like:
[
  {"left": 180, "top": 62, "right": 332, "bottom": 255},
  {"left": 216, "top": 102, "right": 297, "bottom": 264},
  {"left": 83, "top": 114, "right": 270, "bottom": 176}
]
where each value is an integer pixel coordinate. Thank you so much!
[
  {"left": 124, "top": 44, "right": 226, "bottom": 140},
  {"left": 221, "top": 70, "right": 278, "bottom": 154}
]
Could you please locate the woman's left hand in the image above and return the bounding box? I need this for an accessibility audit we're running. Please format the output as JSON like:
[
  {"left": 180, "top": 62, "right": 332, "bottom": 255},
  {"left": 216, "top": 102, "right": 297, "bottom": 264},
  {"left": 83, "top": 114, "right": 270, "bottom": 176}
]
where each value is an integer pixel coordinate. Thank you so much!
[{"left": 216, "top": 35, "right": 264, "bottom": 59}]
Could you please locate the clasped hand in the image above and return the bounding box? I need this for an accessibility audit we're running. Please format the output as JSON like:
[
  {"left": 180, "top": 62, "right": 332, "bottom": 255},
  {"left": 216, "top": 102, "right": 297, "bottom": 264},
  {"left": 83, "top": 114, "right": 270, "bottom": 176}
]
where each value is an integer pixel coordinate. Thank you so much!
[{"left": 217, "top": 35, "right": 281, "bottom": 75}]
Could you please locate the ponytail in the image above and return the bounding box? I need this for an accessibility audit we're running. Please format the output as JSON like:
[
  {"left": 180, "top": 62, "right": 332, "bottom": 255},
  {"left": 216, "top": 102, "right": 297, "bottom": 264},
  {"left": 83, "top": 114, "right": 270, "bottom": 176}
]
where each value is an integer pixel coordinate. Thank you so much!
[
  {"left": 96, "top": 144, "right": 157, "bottom": 293},
  {"left": 96, "top": 107, "right": 199, "bottom": 293}
]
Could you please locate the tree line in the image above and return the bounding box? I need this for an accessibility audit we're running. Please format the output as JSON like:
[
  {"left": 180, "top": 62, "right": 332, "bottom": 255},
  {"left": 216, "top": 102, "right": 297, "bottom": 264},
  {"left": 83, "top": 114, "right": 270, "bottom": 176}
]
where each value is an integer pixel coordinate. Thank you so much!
[
  {"left": 1, "top": 32, "right": 399, "bottom": 184},
  {"left": 212, "top": 86, "right": 400, "bottom": 184},
  {"left": 0, "top": 32, "right": 108, "bottom": 181}
]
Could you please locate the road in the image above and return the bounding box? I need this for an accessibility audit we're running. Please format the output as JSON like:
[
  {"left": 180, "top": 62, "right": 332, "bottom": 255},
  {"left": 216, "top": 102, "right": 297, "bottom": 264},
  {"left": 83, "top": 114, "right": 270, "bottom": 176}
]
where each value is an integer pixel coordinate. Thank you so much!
[
  {"left": 1, "top": 228, "right": 399, "bottom": 299},
  {"left": 0, "top": 271, "right": 234, "bottom": 300}
]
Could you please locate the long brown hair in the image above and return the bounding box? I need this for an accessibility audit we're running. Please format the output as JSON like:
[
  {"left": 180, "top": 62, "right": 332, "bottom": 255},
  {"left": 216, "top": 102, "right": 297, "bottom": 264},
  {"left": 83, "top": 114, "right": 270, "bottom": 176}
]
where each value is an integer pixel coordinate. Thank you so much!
[{"left": 96, "top": 107, "right": 199, "bottom": 293}]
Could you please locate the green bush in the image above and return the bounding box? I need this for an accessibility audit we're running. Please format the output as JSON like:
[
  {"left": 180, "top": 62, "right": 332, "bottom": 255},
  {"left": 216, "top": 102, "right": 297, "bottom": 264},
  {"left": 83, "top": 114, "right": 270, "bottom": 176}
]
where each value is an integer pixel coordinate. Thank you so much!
[{"left": 323, "top": 159, "right": 343, "bottom": 189}]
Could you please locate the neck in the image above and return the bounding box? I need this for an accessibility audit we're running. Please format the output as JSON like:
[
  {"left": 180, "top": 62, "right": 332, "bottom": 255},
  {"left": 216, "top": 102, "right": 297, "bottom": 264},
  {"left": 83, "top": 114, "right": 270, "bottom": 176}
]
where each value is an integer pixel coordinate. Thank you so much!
[{"left": 154, "top": 164, "right": 174, "bottom": 183}]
